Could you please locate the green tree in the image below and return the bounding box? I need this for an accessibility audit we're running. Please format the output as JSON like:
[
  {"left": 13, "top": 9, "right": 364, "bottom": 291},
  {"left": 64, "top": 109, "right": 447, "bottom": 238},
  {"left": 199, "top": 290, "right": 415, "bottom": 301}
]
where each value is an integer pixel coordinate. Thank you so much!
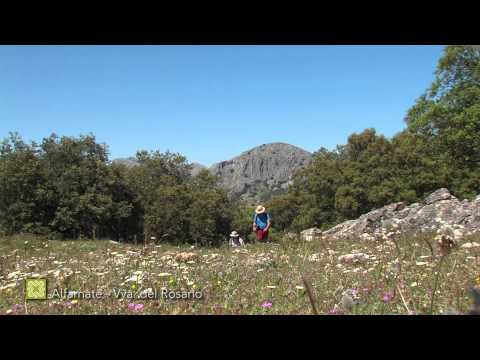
[
  {"left": 405, "top": 45, "right": 480, "bottom": 199},
  {"left": 0, "top": 133, "right": 44, "bottom": 235},
  {"left": 186, "top": 170, "right": 232, "bottom": 246}
]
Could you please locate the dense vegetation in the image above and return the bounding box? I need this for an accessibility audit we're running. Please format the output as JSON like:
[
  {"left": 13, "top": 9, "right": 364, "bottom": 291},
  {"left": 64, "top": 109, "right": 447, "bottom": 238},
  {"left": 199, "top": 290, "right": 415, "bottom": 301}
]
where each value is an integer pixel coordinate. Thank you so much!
[
  {"left": 268, "top": 45, "right": 480, "bottom": 232},
  {"left": 0, "top": 134, "right": 233, "bottom": 245},
  {"left": 1, "top": 46, "right": 479, "bottom": 243}
]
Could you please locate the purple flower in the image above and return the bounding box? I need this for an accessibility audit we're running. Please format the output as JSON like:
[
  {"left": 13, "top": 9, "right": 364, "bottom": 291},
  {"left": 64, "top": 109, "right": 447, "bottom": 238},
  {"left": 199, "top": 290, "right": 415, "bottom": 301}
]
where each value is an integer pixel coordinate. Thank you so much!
[
  {"left": 8, "top": 304, "right": 24, "bottom": 314},
  {"left": 261, "top": 300, "right": 273, "bottom": 309},
  {"left": 128, "top": 303, "right": 144, "bottom": 312},
  {"left": 351, "top": 288, "right": 359, "bottom": 297},
  {"left": 328, "top": 308, "right": 339, "bottom": 315},
  {"left": 382, "top": 292, "right": 393, "bottom": 303},
  {"left": 362, "top": 288, "right": 370, "bottom": 295}
]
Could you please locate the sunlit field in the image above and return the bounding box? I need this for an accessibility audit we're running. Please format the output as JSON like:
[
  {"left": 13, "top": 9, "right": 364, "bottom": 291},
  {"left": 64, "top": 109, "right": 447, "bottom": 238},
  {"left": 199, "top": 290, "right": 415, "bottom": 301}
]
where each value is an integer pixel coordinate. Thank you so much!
[{"left": 1, "top": 233, "right": 479, "bottom": 315}]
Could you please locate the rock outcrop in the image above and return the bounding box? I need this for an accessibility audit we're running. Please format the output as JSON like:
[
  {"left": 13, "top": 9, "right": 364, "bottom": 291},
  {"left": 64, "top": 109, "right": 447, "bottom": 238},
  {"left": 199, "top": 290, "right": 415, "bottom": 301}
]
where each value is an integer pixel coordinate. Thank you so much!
[
  {"left": 209, "top": 143, "right": 312, "bottom": 200},
  {"left": 305, "top": 188, "right": 480, "bottom": 241},
  {"left": 190, "top": 163, "right": 207, "bottom": 176}
]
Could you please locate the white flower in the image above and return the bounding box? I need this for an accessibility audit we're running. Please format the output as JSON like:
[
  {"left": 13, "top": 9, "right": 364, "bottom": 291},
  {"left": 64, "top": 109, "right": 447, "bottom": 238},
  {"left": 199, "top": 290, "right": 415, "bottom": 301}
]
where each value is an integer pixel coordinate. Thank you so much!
[
  {"left": 0, "top": 283, "right": 17, "bottom": 291},
  {"left": 139, "top": 288, "right": 154, "bottom": 296},
  {"left": 6, "top": 271, "right": 21, "bottom": 280}
]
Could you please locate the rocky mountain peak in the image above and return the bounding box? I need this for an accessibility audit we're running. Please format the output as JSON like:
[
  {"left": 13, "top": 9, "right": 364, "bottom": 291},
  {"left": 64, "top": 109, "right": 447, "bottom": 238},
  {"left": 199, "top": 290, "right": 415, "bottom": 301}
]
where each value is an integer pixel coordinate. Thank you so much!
[{"left": 209, "top": 142, "right": 312, "bottom": 200}]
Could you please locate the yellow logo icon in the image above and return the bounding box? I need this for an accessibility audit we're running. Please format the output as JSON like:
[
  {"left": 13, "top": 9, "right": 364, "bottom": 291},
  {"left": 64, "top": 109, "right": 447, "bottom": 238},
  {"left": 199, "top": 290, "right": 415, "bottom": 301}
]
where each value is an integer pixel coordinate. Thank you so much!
[{"left": 25, "top": 278, "right": 47, "bottom": 300}]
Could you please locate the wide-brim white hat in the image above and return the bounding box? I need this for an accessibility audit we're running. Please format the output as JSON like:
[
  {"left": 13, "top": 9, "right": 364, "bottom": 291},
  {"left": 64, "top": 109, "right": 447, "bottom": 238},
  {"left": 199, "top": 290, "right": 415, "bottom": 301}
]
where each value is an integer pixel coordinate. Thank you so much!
[
  {"left": 230, "top": 231, "right": 239, "bottom": 237},
  {"left": 255, "top": 205, "right": 266, "bottom": 214}
]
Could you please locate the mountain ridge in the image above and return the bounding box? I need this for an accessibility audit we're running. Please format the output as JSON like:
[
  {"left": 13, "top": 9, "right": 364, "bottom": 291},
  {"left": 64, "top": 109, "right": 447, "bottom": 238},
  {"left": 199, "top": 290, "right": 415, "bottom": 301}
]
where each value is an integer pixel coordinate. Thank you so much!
[{"left": 113, "top": 142, "right": 312, "bottom": 200}]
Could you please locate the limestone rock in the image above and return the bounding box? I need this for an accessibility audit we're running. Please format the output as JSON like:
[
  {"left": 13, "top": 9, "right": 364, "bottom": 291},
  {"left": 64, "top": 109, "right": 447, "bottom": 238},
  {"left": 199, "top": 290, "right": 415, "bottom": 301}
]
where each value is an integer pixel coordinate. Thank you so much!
[
  {"left": 424, "top": 188, "right": 455, "bottom": 205},
  {"left": 209, "top": 143, "right": 312, "bottom": 200},
  {"left": 300, "top": 227, "right": 322, "bottom": 242},
  {"left": 320, "top": 188, "right": 480, "bottom": 241}
]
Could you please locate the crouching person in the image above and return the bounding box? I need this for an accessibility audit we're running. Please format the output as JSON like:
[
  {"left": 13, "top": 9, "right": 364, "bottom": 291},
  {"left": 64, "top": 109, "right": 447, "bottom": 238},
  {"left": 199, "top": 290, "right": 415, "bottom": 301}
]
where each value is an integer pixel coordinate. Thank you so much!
[{"left": 229, "top": 231, "right": 245, "bottom": 247}]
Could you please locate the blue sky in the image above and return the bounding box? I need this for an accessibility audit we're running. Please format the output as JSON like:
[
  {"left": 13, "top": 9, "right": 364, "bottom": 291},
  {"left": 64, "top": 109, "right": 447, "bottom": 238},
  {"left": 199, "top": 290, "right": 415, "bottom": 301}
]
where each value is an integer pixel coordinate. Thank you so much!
[{"left": 0, "top": 45, "right": 444, "bottom": 166}]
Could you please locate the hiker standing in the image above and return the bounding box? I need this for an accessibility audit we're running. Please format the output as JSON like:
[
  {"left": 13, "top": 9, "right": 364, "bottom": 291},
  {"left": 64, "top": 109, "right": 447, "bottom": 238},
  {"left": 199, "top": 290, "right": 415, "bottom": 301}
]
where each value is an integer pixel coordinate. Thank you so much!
[
  {"left": 229, "top": 231, "right": 245, "bottom": 247},
  {"left": 253, "top": 205, "right": 271, "bottom": 241}
]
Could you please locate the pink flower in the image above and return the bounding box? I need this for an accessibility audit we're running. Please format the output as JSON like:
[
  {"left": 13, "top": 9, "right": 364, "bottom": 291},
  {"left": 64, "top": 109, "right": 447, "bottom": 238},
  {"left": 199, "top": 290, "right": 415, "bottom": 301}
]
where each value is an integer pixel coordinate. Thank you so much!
[
  {"left": 382, "top": 292, "right": 393, "bottom": 303},
  {"left": 128, "top": 303, "right": 144, "bottom": 312},
  {"left": 8, "top": 304, "right": 24, "bottom": 314},
  {"left": 261, "top": 300, "right": 273, "bottom": 309}
]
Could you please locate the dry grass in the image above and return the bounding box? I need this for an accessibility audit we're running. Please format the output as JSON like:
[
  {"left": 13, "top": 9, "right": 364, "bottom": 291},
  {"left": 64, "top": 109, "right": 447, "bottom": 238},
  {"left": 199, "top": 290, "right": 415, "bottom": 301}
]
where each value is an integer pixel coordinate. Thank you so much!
[{"left": 0, "top": 232, "right": 479, "bottom": 315}]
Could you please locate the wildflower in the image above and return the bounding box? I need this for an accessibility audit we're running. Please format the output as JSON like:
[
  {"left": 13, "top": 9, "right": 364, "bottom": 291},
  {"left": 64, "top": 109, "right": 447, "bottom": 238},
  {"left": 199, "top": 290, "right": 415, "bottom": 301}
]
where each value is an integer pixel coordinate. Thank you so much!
[
  {"left": 128, "top": 303, "right": 144, "bottom": 312},
  {"left": 6, "top": 304, "right": 23, "bottom": 315},
  {"left": 213, "top": 304, "right": 223, "bottom": 311},
  {"left": 328, "top": 307, "right": 340, "bottom": 315},
  {"left": 416, "top": 262, "right": 428, "bottom": 266},
  {"left": 410, "top": 282, "right": 418, "bottom": 287},
  {"left": 266, "top": 286, "right": 277, "bottom": 289},
  {"left": 71, "top": 300, "right": 78, "bottom": 305},
  {"left": 261, "top": 300, "right": 273, "bottom": 309},
  {"left": 436, "top": 234, "right": 455, "bottom": 256},
  {"left": 295, "top": 286, "right": 305, "bottom": 290},
  {"left": 475, "top": 275, "right": 480, "bottom": 287},
  {"left": 362, "top": 288, "right": 370, "bottom": 295},
  {"left": 382, "top": 292, "right": 393, "bottom": 303},
  {"left": 139, "top": 288, "right": 154, "bottom": 297},
  {"left": 0, "top": 283, "right": 17, "bottom": 291}
]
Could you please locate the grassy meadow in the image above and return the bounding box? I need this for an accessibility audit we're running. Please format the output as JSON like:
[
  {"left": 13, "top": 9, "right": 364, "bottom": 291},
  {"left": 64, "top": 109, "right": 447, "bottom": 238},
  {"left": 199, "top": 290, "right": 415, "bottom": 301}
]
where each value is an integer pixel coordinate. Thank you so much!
[{"left": 1, "top": 233, "right": 479, "bottom": 315}]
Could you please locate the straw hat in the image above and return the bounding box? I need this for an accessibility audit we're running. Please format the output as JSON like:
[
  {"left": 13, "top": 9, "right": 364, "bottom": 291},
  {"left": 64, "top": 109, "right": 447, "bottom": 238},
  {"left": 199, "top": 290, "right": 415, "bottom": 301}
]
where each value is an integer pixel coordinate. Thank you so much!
[
  {"left": 255, "top": 205, "right": 266, "bottom": 214},
  {"left": 230, "top": 231, "right": 239, "bottom": 237}
]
